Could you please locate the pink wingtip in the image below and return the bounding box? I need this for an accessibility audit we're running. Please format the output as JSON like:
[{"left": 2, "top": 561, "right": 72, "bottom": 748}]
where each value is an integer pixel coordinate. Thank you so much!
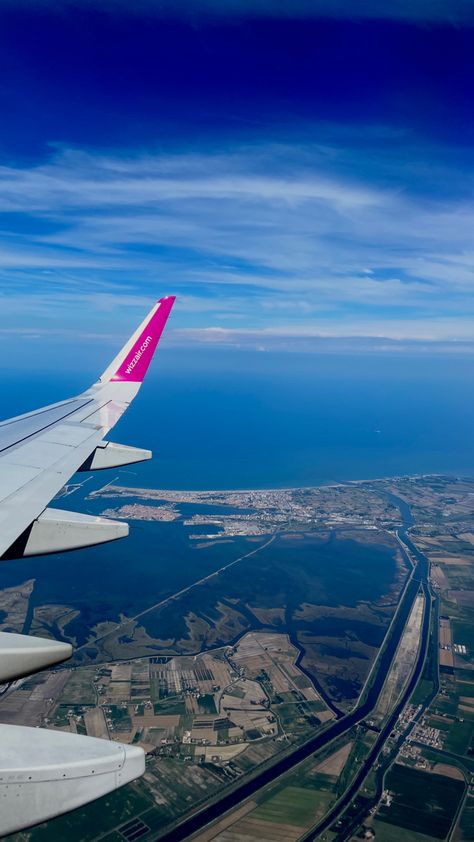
[{"left": 111, "top": 296, "right": 175, "bottom": 382}]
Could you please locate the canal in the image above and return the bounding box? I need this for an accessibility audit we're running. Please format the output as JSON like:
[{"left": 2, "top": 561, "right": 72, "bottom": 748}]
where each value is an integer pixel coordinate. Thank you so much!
[{"left": 156, "top": 491, "right": 433, "bottom": 842}]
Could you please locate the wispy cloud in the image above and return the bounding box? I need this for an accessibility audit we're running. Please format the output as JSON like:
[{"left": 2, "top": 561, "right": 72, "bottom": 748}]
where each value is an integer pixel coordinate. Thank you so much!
[{"left": 1, "top": 138, "right": 474, "bottom": 351}]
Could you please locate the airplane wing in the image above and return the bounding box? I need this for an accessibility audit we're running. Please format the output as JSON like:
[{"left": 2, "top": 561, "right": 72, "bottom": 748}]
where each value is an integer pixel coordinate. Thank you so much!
[{"left": 0, "top": 295, "right": 175, "bottom": 835}]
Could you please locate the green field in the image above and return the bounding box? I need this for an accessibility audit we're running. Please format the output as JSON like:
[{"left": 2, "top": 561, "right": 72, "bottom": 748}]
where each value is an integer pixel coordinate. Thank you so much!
[
  {"left": 452, "top": 612, "right": 474, "bottom": 654},
  {"left": 426, "top": 711, "right": 474, "bottom": 755},
  {"left": 433, "top": 677, "right": 474, "bottom": 721},
  {"left": 275, "top": 699, "right": 325, "bottom": 736},
  {"left": 196, "top": 693, "right": 217, "bottom": 713},
  {"left": 377, "top": 764, "right": 465, "bottom": 839},
  {"left": 372, "top": 818, "right": 439, "bottom": 842},
  {"left": 52, "top": 704, "right": 74, "bottom": 726},
  {"left": 444, "top": 719, "right": 474, "bottom": 755},
  {"left": 152, "top": 696, "right": 187, "bottom": 715},
  {"left": 454, "top": 794, "right": 474, "bottom": 841},
  {"left": 253, "top": 784, "right": 332, "bottom": 827},
  {"left": 411, "top": 678, "right": 436, "bottom": 706},
  {"left": 60, "top": 669, "right": 97, "bottom": 705},
  {"left": 106, "top": 704, "right": 132, "bottom": 730},
  {"left": 337, "top": 728, "right": 376, "bottom": 795}
]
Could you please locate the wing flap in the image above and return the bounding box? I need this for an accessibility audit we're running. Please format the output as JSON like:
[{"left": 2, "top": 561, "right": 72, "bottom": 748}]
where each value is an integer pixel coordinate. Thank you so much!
[
  {"left": 41, "top": 423, "right": 99, "bottom": 447},
  {"left": 3, "top": 439, "right": 75, "bottom": 469}
]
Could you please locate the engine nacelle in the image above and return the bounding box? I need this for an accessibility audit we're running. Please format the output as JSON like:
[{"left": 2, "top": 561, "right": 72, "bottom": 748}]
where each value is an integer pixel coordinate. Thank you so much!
[
  {"left": 0, "top": 631, "right": 72, "bottom": 683},
  {"left": 0, "top": 725, "right": 145, "bottom": 836}
]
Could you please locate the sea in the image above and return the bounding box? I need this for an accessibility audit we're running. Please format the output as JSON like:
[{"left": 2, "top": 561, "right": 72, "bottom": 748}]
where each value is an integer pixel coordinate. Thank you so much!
[
  {"left": 4, "top": 347, "right": 474, "bottom": 490},
  {"left": 0, "top": 347, "right": 473, "bottom": 643}
]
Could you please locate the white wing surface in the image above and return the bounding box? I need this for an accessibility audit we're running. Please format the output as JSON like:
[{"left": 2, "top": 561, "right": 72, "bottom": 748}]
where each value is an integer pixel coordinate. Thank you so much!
[
  {"left": 0, "top": 295, "right": 175, "bottom": 834},
  {"left": 0, "top": 295, "right": 175, "bottom": 559}
]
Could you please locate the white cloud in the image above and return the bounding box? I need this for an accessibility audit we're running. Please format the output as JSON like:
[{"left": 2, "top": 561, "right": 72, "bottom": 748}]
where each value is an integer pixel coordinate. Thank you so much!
[{"left": 1, "top": 141, "right": 474, "bottom": 348}]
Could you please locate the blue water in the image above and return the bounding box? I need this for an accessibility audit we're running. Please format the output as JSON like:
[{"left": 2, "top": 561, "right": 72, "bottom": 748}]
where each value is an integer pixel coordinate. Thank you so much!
[
  {"left": 3, "top": 348, "right": 474, "bottom": 489},
  {"left": 1, "top": 347, "right": 466, "bottom": 647}
]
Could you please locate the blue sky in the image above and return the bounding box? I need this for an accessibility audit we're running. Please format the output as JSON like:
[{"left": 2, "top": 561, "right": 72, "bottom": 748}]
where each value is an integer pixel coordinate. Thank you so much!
[{"left": 1, "top": 1, "right": 474, "bottom": 366}]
